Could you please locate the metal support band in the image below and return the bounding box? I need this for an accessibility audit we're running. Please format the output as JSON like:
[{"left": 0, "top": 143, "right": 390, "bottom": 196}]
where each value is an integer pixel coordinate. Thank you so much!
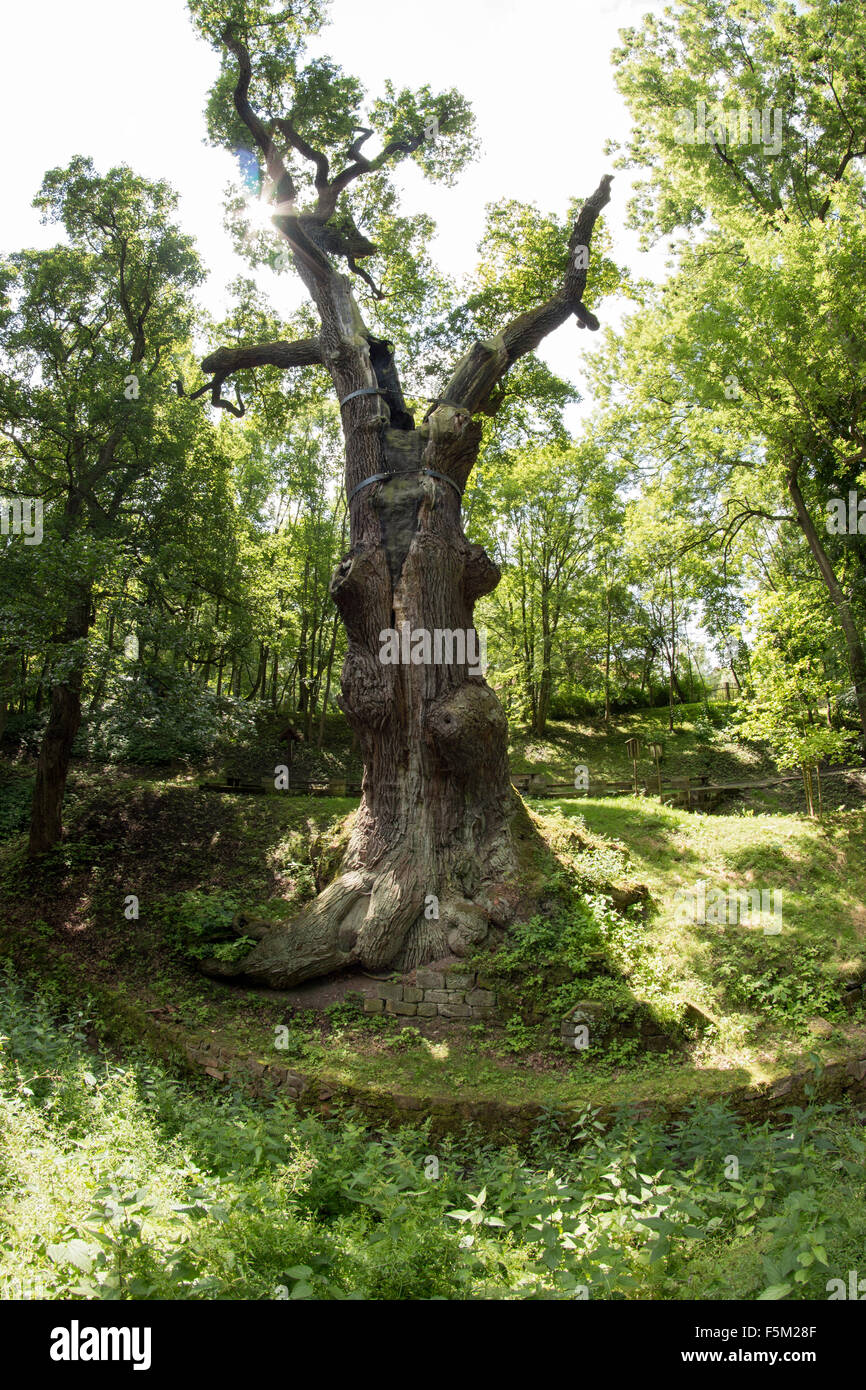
[
  {"left": 347, "top": 468, "right": 464, "bottom": 505},
  {"left": 339, "top": 388, "right": 389, "bottom": 409},
  {"left": 347, "top": 471, "right": 393, "bottom": 503}
]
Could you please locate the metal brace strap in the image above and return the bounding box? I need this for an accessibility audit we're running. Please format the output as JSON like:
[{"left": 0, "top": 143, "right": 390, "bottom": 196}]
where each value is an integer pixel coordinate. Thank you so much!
[
  {"left": 339, "top": 388, "right": 389, "bottom": 409},
  {"left": 347, "top": 468, "right": 463, "bottom": 505}
]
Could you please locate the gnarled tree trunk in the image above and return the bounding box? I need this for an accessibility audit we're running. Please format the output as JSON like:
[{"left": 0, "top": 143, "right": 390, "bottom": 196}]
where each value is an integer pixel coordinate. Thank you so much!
[{"left": 212, "top": 407, "right": 524, "bottom": 985}]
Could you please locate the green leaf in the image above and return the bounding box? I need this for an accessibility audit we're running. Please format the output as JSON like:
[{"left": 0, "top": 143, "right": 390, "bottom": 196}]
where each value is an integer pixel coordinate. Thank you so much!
[{"left": 46, "top": 1239, "right": 96, "bottom": 1273}]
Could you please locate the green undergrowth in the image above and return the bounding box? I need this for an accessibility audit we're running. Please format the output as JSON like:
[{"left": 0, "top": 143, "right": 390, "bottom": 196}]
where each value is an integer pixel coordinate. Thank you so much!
[{"left": 2, "top": 964, "right": 865, "bottom": 1302}]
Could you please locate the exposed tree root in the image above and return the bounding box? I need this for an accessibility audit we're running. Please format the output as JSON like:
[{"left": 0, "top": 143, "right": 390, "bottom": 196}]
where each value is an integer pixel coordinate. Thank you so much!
[{"left": 201, "top": 795, "right": 538, "bottom": 989}]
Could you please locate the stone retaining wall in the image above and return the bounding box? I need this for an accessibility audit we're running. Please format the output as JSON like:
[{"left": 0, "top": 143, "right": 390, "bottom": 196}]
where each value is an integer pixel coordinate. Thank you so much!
[
  {"left": 363, "top": 965, "right": 500, "bottom": 1021},
  {"left": 177, "top": 1031, "right": 866, "bottom": 1142}
]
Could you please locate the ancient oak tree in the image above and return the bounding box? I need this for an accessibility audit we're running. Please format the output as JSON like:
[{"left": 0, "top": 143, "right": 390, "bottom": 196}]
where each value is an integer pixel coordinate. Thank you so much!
[{"left": 194, "top": 12, "right": 612, "bottom": 986}]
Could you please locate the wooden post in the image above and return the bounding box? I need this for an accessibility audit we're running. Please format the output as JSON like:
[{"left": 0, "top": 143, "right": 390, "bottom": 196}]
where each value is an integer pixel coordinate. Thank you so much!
[
  {"left": 649, "top": 741, "right": 663, "bottom": 799},
  {"left": 625, "top": 737, "right": 641, "bottom": 795}
]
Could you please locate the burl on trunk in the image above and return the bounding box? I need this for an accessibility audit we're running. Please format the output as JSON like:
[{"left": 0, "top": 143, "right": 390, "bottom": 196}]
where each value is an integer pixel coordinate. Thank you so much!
[{"left": 198, "top": 28, "right": 612, "bottom": 987}]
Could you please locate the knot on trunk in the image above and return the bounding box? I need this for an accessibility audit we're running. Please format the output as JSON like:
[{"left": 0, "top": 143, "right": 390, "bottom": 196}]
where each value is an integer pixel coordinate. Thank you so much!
[
  {"left": 463, "top": 544, "right": 501, "bottom": 601},
  {"left": 330, "top": 547, "right": 391, "bottom": 645},
  {"left": 439, "top": 894, "right": 491, "bottom": 957},
  {"left": 339, "top": 649, "right": 393, "bottom": 731},
  {"left": 426, "top": 679, "right": 509, "bottom": 779}
]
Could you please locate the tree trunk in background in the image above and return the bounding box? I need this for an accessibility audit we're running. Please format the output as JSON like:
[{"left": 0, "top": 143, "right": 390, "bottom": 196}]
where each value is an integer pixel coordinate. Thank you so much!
[
  {"left": 667, "top": 566, "right": 677, "bottom": 731},
  {"left": 246, "top": 642, "right": 268, "bottom": 700},
  {"left": 317, "top": 610, "right": 339, "bottom": 749},
  {"left": 202, "top": 599, "right": 218, "bottom": 689},
  {"left": 788, "top": 460, "right": 866, "bottom": 751},
  {"left": 604, "top": 588, "right": 612, "bottom": 721},
  {"left": 0, "top": 653, "right": 18, "bottom": 745},
  {"left": 28, "top": 592, "right": 91, "bottom": 855},
  {"left": 88, "top": 611, "right": 116, "bottom": 713},
  {"left": 533, "top": 586, "right": 553, "bottom": 736}
]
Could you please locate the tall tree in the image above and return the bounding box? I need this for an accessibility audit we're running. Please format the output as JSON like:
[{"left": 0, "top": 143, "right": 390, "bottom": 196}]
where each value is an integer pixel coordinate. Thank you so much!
[
  {"left": 479, "top": 442, "right": 613, "bottom": 736},
  {"left": 189, "top": 1, "right": 613, "bottom": 985},
  {"left": 0, "top": 158, "right": 202, "bottom": 851},
  {"left": 604, "top": 0, "right": 866, "bottom": 748}
]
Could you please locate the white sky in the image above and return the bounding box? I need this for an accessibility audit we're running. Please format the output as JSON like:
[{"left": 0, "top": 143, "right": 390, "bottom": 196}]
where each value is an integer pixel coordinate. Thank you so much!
[{"left": 1, "top": 0, "right": 668, "bottom": 416}]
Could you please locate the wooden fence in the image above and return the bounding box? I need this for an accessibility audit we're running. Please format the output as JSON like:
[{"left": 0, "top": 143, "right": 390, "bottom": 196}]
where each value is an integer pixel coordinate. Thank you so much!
[
  {"left": 514, "top": 767, "right": 864, "bottom": 807},
  {"left": 201, "top": 766, "right": 863, "bottom": 805}
]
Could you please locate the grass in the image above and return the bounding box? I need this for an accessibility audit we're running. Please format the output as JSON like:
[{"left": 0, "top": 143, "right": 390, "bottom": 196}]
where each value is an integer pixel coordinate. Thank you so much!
[
  {"left": 507, "top": 701, "right": 772, "bottom": 784},
  {"left": 535, "top": 796, "right": 866, "bottom": 1041},
  {"left": 2, "top": 963, "right": 866, "bottom": 1301},
  {"left": 0, "top": 773, "right": 864, "bottom": 1121},
  {"left": 507, "top": 700, "right": 866, "bottom": 816}
]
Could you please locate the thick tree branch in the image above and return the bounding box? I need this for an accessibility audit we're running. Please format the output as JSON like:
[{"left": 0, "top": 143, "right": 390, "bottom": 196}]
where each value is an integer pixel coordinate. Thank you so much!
[
  {"left": 434, "top": 174, "right": 613, "bottom": 418},
  {"left": 274, "top": 117, "right": 330, "bottom": 191},
  {"left": 817, "top": 132, "right": 866, "bottom": 220},
  {"left": 200, "top": 339, "right": 323, "bottom": 376},
  {"left": 499, "top": 174, "right": 614, "bottom": 364},
  {"left": 186, "top": 338, "right": 323, "bottom": 417},
  {"left": 224, "top": 27, "right": 297, "bottom": 211},
  {"left": 325, "top": 129, "right": 428, "bottom": 211},
  {"left": 347, "top": 127, "right": 374, "bottom": 162},
  {"left": 221, "top": 31, "right": 439, "bottom": 299}
]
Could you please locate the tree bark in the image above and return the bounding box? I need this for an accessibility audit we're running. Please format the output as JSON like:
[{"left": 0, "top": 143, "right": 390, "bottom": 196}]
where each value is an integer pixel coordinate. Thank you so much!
[
  {"left": 317, "top": 609, "right": 339, "bottom": 749},
  {"left": 208, "top": 407, "right": 527, "bottom": 985},
  {"left": 668, "top": 566, "right": 676, "bottom": 732},
  {"left": 604, "top": 584, "right": 612, "bottom": 721},
  {"left": 788, "top": 459, "right": 866, "bottom": 750}
]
